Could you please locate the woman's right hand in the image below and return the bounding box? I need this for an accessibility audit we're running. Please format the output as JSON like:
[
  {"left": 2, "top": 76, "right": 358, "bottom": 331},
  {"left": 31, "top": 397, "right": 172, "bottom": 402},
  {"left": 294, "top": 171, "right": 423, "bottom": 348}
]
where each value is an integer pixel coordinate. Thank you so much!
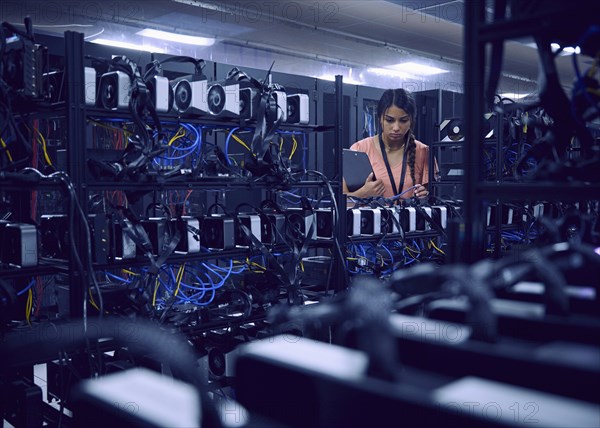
[{"left": 355, "top": 173, "right": 385, "bottom": 198}]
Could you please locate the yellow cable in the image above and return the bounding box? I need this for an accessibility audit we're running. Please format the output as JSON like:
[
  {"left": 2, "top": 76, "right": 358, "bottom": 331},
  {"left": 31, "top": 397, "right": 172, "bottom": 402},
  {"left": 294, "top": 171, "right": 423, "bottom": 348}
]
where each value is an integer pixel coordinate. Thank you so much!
[
  {"left": 34, "top": 127, "right": 53, "bottom": 166},
  {"left": 26, "top": 289, "right": 33, "bottom": 324},
  {"left": 251, "top": 261, "right": 266, "bottom": 271},
  {"left": 152, "top": 276, "right": 160, "bottom": 307},
  {"left": 290, "top": 136, "right": 298, "bottom": 159},
  {"left": 0, "top": 138, "right": 13, "bottom": 162},
  {"left": 405, "top": 243, "right": 420, "bottom": 253},
  {"left": 122, "top": 269, "right": 138, "bottom": 276},
  {"left": 169, "top": 127, "right": 186, "bottom": 146},
  {"left": 406, "top": 247, "right": 419, "bottom": 259},
  {"left": 232, "top": 134, "right": 252, "bottom": 152},
  {"left": 279, "top": 136, "right": 284, "bottom": 152},
  {"left": 174, "top": 264, "right": 185, "bottom": 297},
  {"left": 429, "top": 239, "right": 445, "bottom": 255},
  {"left": 89, "top": 297, "right": 100, "bottom": 312}
]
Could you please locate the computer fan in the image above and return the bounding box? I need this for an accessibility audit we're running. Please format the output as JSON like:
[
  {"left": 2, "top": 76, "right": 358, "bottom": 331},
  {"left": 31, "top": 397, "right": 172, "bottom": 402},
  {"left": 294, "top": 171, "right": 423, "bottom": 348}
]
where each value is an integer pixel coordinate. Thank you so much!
[
  {"left": 98, "top": 71, "right": 130, "bottom": 110},
  {"left": 171, "top": 74, "right": 208, "bottom": 115},
  {"left": 439, "top": 118, "right": 464, "bottom": 142},
  {"left": 286, "top": 93, "right": 309, "bottom": 124},
  {"left": 201, "top": 215, "right": 235, "bottom": 250}
]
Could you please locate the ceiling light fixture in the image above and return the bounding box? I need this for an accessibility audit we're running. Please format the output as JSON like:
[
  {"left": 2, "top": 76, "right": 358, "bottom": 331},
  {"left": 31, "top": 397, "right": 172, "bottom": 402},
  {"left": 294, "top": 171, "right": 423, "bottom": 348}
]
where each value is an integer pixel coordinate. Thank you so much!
[
  {"left": 498, "top": 92, "right": 531, "bottom": 100},
  {"left": 367, "top": 67, "right": 414, "bottom": 79},
  {"left": 387, "top": 62, "right": 449, "bottom": 76},
  {"left": 137, "top": 29, "right": 215, "bottom": 46},
  {"left": 91, "top": 38, "right": 165, "bottom": 53},
  {"left": 317, "top": 74, "right": 363, "bottom": 85}
]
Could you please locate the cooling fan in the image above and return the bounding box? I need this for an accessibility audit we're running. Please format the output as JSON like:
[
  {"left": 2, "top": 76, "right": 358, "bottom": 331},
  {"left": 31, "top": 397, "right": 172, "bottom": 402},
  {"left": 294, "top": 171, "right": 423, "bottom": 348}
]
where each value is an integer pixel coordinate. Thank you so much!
[
  {"left": 316, "top": 209, "right": 334, "bottom": 239},
  {"left": 286, "top": 93, "right": 309, "bottom": 124},
  {"left": 359, "top": 208, "right": 381, "bottom": 235},
  {"left": 260, "top": 213, "right": 286, "bottom": 244},
  {"left": 439, "top": 118, "right": 464, "bottom": 142},
  {"left": 170, "top": 75, "right": 208, "bottom": 116},
  {"left": 380, "top": 207, "right": 400, "bottom": 234},
  {"left": 98, "top": 71, "right": 130, "bottom": 110},
  {"left": 240, "top": 87, "right": 260, "bottom": 121},
  {"left": 207, "top": 81, "right": 241, "bottom": 118},
  {"left": 201, "top": 215, "right": 235, "bottom": 250},
  {"left": 285, "top": 209, "right": 316, "bottom": 241}
]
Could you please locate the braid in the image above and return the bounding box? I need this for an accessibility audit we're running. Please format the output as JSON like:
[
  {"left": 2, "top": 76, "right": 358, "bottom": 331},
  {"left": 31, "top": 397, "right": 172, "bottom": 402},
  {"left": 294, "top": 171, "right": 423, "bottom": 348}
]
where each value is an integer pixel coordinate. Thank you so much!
[{"left": 407, "top": 132, "right": 417, "bottom": 187}]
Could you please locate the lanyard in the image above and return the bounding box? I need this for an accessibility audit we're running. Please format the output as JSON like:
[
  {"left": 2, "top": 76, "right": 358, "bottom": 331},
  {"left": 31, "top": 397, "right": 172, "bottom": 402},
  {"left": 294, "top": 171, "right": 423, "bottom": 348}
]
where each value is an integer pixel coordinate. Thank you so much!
[{"left": 378, "top": 133, "right": 408, "bottom": 197}]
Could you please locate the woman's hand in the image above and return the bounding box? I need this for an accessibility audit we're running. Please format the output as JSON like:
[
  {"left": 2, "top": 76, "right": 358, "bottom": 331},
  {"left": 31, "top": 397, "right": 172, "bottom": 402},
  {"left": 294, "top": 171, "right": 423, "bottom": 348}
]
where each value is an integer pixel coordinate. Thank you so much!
[
  {"left": 343, "top": 173, "right": 385, "bottom": 198},
  {"left": 414, "top": 184, "right": 429, "bottom": 199},
  {"left": 356, "top": 173, "right": 385, "bottom": 198}
]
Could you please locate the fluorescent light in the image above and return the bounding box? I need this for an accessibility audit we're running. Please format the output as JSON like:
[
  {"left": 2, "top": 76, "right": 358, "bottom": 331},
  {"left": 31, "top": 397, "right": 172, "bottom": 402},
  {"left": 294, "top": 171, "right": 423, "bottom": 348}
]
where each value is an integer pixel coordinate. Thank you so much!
[
  {"left": 91, "top": 38, "right": 165, "bottom": 53},
  {"left": 550, "top": 43, "right": 580, "bottom": 55},
  {"left": 367, "top": 67, "right": 414, "bottom": 79},
  {"left": 499, "top": 92, "right": 531, "bottom": 100},
  {"left": 318, "top": 74, "right": 363, "bottom": 85},
  {"left": 387, "top": 62, "right": 449, "bottom": 76},
  {"left": 137, "top": 29, "right": 215, "bottom": 46}
]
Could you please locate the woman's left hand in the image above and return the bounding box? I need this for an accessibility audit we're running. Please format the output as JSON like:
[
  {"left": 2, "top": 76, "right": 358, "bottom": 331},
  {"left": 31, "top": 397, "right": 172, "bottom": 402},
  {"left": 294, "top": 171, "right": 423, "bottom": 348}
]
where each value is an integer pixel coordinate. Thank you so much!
[{"left": 414, "top": 184, "right": 429, "bottom": 199}]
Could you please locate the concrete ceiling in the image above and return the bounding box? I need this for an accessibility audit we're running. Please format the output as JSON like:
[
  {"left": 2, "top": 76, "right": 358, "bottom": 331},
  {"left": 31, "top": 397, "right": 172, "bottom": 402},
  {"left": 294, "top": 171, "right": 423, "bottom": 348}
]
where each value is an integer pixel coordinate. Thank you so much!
[{"left": 1, "top": 0, "right": 582, "bottom": 96}]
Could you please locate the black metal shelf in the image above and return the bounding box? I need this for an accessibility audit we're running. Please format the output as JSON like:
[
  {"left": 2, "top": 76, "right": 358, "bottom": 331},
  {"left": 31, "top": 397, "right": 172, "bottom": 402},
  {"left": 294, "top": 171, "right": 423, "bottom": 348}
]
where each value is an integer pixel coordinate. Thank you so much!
[
  {"left": 85, "top": 179, "right": 336, "bottom": 191},
  {"left": 476, "top": 182, "right": 600, "bottom": 200},
  {"left": 346, "top": 230, "right": 442, "bottom": 243},
  {"left": 431, "top": 139, "right": 497, "bottom": 147},
  {"left": 0, "top": 261, "right": 67, "bottom": 280},
  {"left": 86, "top": 108, "right": 334, "bottom": 133}
]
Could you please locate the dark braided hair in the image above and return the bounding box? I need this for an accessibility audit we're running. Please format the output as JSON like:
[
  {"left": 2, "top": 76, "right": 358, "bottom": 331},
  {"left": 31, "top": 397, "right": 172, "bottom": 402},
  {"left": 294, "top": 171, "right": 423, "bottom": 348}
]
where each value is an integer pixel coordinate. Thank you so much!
[{"left": 377, "top": 89, "right": 418, "bottom": 186}]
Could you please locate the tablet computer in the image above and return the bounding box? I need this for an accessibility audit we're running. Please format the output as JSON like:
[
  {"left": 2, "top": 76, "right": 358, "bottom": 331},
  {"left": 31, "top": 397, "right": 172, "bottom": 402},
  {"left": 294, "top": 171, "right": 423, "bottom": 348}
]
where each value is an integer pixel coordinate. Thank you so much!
[{"left": 343, "top": 149, "right": 375, "bottom": 192}]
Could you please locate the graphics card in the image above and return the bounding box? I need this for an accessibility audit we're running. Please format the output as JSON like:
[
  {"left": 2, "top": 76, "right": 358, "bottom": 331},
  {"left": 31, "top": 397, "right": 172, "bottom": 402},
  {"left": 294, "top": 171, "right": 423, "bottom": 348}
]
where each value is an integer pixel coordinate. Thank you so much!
[
  {"left": 1, "top": 20, "right": 47, "bottom": 99},
  {"left": 286, "top": 93, "right": 309, "bottom": 124},
  {"left": 174, "top": 217, "right": 200, "bottom": 254},
  {"left": 39, "top": 214, "right": 69, "bottom": 259},
  {"left": 399, "top": 207, "right": 417, "bottom": 232},
  {"left": 380, "top": 207, "right": 401, "bottom": 234},
  {"left": 487, "top": 204, "right": 513, "bottom": 226},
  {"left": 235, "top": 213, "right": 262, "bottom": 247},
  {"left": 0, "top": 222, "right": 37, "bottom": 267},
  {"left": 347, "top": 209, "right": 361, "bottom": 237},
  {"left": 84, "top": 67, "right": 97, "bottom": 106},
  {"left": 240, "top": 87, "right": 260, "bottom": 121},
  {"left": 259, "top": 212, "right": 286, "bottom": 244},
  {"left": 110, "top": 219, "right": 136, "bottom": 260},
  {"left": 201, "top": 215, "right": 235, "bottom": 250},
  {"left": 415, "top": 206, "right": 433, "bottom": 231},
  {"left": 171, "top": 74, "right": 208, "bottom": 115},
  {"left": 431, "top": 206, "right": 448, "bottom": 230},
  {"left": 285, "top": 208, "right": 316, "bottom": 240},
  {"left": 315, "top": 208, "right": 334, "bottom": 239},
  {"left": 207, "top": 80, "right": 241, "bottom": 118},
  {"left": 149, "top": 75, "right": 172, "bottom": 113},
  {"left": 360, "top": 208, "right": 382, "bottom": 236},
  {"left": 98, "top": 71, "right": 130, "bottom": 110},
  {"left": 268, "top": 86, "right": 287, "bottom": 123},
  {"left": 141, "top": 217, "right": 168, "bottom": 256}
]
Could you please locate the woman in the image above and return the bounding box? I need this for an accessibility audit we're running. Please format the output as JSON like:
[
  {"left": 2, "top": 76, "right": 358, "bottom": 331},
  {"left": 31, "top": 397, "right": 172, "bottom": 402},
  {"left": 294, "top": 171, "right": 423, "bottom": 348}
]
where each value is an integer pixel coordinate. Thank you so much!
[{"left": 343, "top": 88, "right": 431, "bottom": 200}]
